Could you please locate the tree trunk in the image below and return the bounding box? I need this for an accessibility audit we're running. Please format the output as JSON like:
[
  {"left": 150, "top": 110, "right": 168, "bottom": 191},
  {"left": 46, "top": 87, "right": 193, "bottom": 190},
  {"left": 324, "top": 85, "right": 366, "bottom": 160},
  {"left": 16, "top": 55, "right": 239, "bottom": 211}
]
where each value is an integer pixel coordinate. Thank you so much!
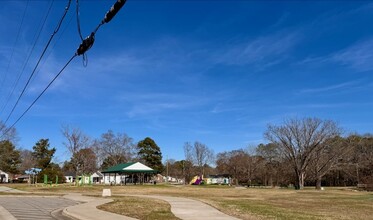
[
  {"left": 300, "top": 172, "right": 305, "bottom": 189},
  {"left": 296, "top": 171, "right": 305, "bottom": 190},
  {"left": 269, "top": 174, "right": 273, "bottom": 187},
  {"left": 316, "top": 176, "right": 322, "bottom": 190}
]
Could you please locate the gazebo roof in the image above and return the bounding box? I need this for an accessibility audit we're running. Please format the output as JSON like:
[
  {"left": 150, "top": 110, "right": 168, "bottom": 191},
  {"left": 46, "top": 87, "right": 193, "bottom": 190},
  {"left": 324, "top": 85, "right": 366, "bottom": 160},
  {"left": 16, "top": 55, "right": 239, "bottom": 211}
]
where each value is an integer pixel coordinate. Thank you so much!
[{"left": 102, "top": 162, "right": 157, "bottom": 174}]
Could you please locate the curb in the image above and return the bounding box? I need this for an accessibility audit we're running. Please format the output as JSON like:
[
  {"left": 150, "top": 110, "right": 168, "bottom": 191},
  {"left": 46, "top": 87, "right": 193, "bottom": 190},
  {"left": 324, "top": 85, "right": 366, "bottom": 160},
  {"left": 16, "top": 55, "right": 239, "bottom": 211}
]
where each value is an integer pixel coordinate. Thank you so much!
[
  {"left": 0, "top": 205, "right": 17, "bottom": 220},
  {"left": 62, "top": 194, "right": 137, "bottom": 220}
]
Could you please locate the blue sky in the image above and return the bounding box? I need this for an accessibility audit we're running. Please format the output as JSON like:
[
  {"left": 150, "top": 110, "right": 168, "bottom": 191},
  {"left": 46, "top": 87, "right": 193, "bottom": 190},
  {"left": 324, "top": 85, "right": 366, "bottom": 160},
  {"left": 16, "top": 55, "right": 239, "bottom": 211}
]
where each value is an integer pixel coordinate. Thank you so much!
[{"left": 0, "top": 1, "right": 372, "bottom": 163}]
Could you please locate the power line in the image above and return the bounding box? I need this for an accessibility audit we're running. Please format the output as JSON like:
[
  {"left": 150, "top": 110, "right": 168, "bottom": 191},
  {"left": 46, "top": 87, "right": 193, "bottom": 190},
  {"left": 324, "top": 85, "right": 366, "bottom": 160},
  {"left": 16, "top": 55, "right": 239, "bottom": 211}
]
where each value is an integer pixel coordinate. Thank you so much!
[
  {"left": 0, "top": 0, "right": 54, "bottom": 117},
  {"left": 3, "top": 0, "right": 72, "bottom": 125},
  {"left": 76, "top": 0, "right": 127, "bottom": 56},
  {"left": 1, "top": 0, "right": 127, "bottom": 138},
  {"left": 76, "top": 0, "right": 84, "bottom": 41},
  {"left": 0, "top": 1, "right": 30, "bottom": 106},
  {"left": 75, "top": 0, "right": 89, "bottom": 66},
  {"left": 3, "top": 54, "right": 77, "bottom": 136}
]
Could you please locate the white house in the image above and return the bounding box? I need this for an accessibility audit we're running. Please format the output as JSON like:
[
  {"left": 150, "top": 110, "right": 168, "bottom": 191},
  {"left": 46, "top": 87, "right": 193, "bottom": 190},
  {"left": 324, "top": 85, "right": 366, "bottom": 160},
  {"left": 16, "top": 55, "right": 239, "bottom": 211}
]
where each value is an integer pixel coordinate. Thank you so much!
[
  {"left": 64, "top": 171, "right": 104, "bottom": 185},
  {"left": 0, "top": 170, "right": 9, "bottom": 183},
  {"left": 91, "top": 171, "right": 104, "bottom": 184},
  {"left": 64, "top": 172, "right": 76, "bottom": 183}
]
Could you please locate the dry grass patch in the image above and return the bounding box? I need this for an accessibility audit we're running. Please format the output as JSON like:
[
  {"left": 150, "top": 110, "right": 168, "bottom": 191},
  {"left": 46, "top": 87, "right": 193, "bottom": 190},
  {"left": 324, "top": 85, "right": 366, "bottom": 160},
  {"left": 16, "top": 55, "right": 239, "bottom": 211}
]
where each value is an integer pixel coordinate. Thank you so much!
[
  {"left": 202, "top": 188, "right": 373, "bottom": 220},
  {"left": 8, "top": 184, "right": 373, "bottom": 220},
  {"left": 98, "top": 196, "right": 179, "bottom": 220}
]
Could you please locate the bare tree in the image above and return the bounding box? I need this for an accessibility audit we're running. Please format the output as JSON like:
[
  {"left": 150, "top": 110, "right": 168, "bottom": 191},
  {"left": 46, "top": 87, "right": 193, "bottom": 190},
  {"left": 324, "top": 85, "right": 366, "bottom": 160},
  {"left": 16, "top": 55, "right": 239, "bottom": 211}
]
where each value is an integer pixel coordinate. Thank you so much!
[
  {"left": 61, "top": 125, "right": 91, "bottom": 157},
  {"left": 184, "top": 142, "right": 193, "bottom": 164},
  {"left": 308, "top": 136, "right": 351, "bottom": 189},
  {"left": 19, "top": 149, "right": 36, "bottom": 174},
  {"left": 0, "top": 120, "right": 18, "bottom": 143},
  {"left": 185, "top": 141, "right": 214, "bottom": 176},
  {"left": 216, "top": 149, "right": 248, "bottom": 185},
  {"left": 340, "top": 134, "right": 373, "bottom": 186},
  {"left": 94, "top": 130, "right": 136, "bottom": 168},
  {"left": 354, "top": 135, "right": 373, "bottom": 185},
  {"left": 216, "top": 149, "right": 264, "bottom": 186},
  {"left": 265, "top": 117, "right": 341, "bottom": 189},
  {"left": 183, "top": 142, "right": 195, "bottom": 183},
  {"left": 194, "top": 142, "right": 213, "bottom": 175},
  {"left": 71, "top": 148, "right": 97, "bottom": 175},
  {"left": 256, "top": 143, "right": 279, "bottom": 186},
  {"left": 61, "top": 125, "right": 91, "bottom": 175}
]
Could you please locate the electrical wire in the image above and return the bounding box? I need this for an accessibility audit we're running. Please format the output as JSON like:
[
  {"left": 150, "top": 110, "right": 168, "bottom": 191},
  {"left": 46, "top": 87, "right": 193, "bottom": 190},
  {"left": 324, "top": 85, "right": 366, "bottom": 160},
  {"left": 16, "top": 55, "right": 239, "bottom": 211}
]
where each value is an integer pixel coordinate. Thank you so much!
[
  {"left": 3, "top": 0, "right": 72, "bottom": 125},
  {"left": 0, "top": 1, "right": 30, "bottom": 107},
  {"left": 76, "top": 0, "right": 84, "bottom": 41},
  {"left": 75, "top": 0, "right": 90, "bottom": 67},
  {"left": 1, "top": 0, "right": 127, "bottom": 137},
  {"left": 2, "top": 54, "right": 77, "bottom": 136},
  {"left": 0, "top": 1, "right": 54, "bottom": 117},
  {"left": 76, "top": 0, "right": 127, "bottom": 56}
]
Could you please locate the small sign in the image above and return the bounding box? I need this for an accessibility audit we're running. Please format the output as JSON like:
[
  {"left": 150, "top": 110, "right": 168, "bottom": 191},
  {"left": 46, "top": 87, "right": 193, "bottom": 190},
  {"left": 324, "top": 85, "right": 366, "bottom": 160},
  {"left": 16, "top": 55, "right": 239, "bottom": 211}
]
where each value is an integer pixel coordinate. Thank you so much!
[{"left": 102, "top": 189, "right": 111, "bottom": 197}]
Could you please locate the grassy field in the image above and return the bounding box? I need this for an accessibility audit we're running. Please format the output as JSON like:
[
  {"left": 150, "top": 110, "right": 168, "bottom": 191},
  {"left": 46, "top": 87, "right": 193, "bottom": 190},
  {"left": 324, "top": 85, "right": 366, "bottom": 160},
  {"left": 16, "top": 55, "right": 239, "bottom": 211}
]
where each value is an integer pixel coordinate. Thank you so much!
[
  {"left": 6, "top": 183, "right": 373, "bottom": 220},
  {"left": 98, "top": 196, "right": 180, "bottom": 220}
]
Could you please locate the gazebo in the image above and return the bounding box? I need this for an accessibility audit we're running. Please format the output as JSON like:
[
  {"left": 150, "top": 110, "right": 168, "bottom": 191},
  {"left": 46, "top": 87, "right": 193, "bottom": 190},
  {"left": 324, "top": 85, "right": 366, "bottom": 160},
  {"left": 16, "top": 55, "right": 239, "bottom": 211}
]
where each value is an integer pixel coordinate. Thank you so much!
[{"left": 101, "top": 162, "right": 157, "bottom": 185}]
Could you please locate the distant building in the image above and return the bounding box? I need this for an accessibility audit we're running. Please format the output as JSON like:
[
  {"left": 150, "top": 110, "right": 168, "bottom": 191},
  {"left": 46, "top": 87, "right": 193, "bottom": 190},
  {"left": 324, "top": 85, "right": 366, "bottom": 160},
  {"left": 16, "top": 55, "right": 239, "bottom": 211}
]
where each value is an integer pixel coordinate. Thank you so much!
[
  {"left": 64, "top": 171, "right": 76, "bottom": 183},
  {"left": 163, "top": 175, "right": 184, "bottom": 184},
  {"left": 91, "top": 171, "right": 104, "bottom": 184},
  {"left": 204, "top": 174, "right": 232, "bottom": 185},
  {"left": 14, "top": 174, "right": 29, "bottom": 183},
  {"left": 0, "top": 170, "right": 9, "bottom": 183},
  {"left": 64, "top": 171, "right": 104, "bottom": 185}
]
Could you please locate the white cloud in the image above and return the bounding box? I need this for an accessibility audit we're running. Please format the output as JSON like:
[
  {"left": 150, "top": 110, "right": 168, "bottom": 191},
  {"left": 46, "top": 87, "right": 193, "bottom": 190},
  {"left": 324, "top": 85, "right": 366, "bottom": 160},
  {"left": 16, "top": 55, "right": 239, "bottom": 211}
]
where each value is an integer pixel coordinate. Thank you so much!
[
  {"left": 299, "top": 81, "right": 360, "bottom": 94},
  {"left": 214, "top": 30, "right": 301, "bottom": 67},
  {"left": 299, "top": 38, "right": 373, "bottom": 72},
  {"left": 122, "top": 92, "right": 209, "bottom": 118},
  {"left": 331, "top": 39, "right": 373, "bottom": 72},
  {"left": 211, "top": 103, "right": 244, "bottom": 114}
]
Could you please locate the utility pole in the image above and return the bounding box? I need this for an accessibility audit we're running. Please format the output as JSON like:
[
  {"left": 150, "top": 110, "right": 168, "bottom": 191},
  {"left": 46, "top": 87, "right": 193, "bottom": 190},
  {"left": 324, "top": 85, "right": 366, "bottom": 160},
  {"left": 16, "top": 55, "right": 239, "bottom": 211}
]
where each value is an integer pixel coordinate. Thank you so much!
[{"left": 166, "top": 155, "right": 169, "bottom": 184}]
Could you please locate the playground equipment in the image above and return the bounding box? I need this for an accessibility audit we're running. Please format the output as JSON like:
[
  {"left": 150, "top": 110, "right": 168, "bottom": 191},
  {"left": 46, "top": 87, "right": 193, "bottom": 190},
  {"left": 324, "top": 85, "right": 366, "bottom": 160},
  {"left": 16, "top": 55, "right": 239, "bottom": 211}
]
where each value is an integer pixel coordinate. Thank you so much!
[
  {"left": 190, "top": 175, "right": 203, "bottom": 185},
  {"left": 43, "top": 175, "right": 59, "bottom": 186},
  {"left": 25, "top": 168, "right": 41, "bottom": 185},
  {"left": 190, "top": 175, "right": 232, "bottom": 185}
]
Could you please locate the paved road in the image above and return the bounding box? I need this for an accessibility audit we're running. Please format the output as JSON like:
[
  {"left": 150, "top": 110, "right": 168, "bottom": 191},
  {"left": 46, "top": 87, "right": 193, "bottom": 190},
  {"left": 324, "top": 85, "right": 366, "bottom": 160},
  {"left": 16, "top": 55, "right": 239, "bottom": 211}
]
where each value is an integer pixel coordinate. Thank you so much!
[{"left": 0, "top": 196, "right": 78, "bottom": 220}]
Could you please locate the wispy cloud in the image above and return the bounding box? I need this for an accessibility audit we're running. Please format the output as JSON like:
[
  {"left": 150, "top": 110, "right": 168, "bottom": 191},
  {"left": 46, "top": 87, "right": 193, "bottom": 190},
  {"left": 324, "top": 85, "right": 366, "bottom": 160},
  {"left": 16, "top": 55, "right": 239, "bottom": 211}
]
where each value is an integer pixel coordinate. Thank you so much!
[
  {"left": 211, "top": 102, "right": 245, "bottom": 114},
  {"left": 299, "top": 80, "right": 360, "bottom": 94},
  {"left": 289, "top": 103, "right": 351, "bottom": 109},
  {"left": 331, "top": 39, "right": 373, "bottom": 72},
  {"left": 214, "top": 30, "right": 301, "bottom": 68},
  {"left": 115, "top": 92, "right": 206, "bottom": 118},
  {"left": 297, "top": 38, "right": 373, "bottom": 72},
  {"left": 295, "top": 3, "right": 373, "bottom": 72}
]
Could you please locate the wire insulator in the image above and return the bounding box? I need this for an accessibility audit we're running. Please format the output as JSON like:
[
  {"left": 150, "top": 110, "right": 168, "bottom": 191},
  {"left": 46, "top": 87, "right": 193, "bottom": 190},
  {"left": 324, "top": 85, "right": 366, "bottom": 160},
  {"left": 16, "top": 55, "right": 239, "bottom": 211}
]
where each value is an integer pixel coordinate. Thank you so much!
[
  {"left": 76, "top": 32, "right": 95, "bottom": 55},
  {"left": 103, "top": 0, "right": 126, "bottom": 24}
]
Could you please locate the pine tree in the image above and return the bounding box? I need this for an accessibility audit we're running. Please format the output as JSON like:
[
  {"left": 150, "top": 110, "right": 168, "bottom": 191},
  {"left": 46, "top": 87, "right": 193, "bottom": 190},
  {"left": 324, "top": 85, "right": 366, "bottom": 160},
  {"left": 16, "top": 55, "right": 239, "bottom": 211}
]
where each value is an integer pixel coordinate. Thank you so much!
[{"left": 137, "top": 137, "right": 164, "bottom": 172}]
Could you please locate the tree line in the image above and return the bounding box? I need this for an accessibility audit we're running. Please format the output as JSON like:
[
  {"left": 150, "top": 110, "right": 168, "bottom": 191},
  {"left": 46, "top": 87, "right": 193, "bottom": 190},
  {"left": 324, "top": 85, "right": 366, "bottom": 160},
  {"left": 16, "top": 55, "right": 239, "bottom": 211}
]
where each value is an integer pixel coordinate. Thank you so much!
[
  {"left": 163, "top": 118, "right": 372, "bottom": 189},
  {"left": 0, "top": 117, "right": 372, "bottom": 189},
  {"left": 0, "top": 123, "right": 164, "bottom": 183}
]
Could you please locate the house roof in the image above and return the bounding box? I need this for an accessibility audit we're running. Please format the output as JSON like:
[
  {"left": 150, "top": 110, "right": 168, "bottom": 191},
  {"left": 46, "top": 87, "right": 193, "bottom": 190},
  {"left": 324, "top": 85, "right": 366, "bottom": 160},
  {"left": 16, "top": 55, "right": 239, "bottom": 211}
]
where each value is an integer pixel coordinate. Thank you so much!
[
  {"left": 91, "top": 171, "right": 103, "bottom": 178},
  {"left": 206, "top": 174, "right": 231, "bottom": 178},
  {"left": 64, "top": 171, "right": 76, "bottom": 177},
  {"left": 102, "top": 162, "right": 157, "bottom": 174}
]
